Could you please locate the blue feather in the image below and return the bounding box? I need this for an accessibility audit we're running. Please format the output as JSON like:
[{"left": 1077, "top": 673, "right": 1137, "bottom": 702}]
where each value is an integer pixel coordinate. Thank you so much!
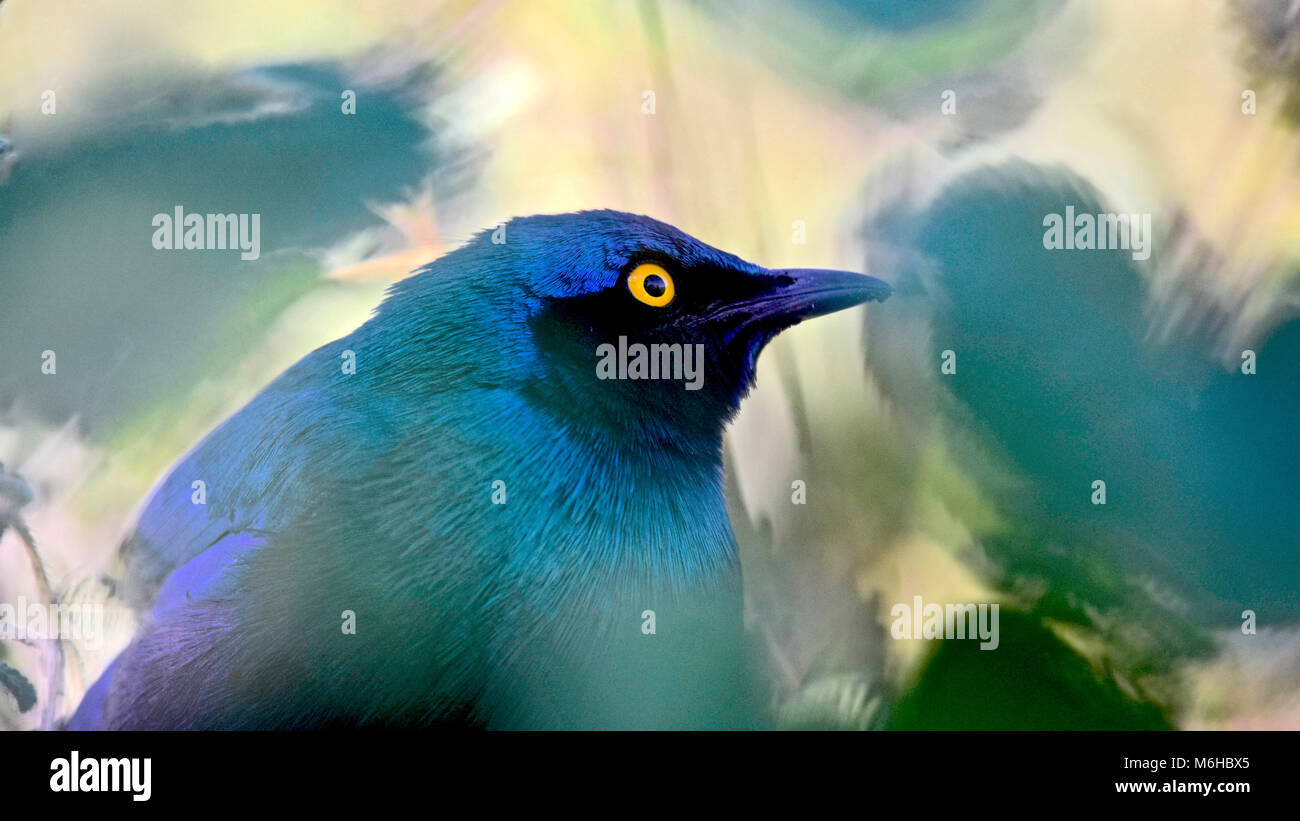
[{"left": 74, "top": 210, "right": 888, "bottom": 729}]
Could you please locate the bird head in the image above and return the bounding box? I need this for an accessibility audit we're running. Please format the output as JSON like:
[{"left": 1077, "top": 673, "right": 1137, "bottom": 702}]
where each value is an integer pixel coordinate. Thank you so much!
[{"left": 374, "top": 210, "right": 891, "bottom": 455}]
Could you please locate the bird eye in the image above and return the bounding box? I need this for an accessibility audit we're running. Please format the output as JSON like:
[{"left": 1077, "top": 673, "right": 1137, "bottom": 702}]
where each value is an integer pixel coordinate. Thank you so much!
[{"left": 626, "top": 263, "right": 675, "bottom": 307}]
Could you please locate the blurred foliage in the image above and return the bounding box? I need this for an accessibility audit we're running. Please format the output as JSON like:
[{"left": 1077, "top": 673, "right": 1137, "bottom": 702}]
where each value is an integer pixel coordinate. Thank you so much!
[{"left": 888, "top": 610, "right": 1171, "bottom": 730}]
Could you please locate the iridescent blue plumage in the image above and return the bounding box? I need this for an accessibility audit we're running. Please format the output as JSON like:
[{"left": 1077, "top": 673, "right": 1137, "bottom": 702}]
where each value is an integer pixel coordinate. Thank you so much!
[{"left": 70, "top": 210, "right": 889, "bottom": 729}]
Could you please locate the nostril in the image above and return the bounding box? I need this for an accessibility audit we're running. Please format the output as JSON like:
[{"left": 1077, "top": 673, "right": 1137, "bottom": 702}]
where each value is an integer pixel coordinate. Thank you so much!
[{"left": 771, "top": 274, "right": 796, "bottom": 288}]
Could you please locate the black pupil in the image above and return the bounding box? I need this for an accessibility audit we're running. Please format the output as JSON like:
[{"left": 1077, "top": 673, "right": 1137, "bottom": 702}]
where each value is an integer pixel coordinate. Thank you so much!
[{"left": 643, "top": 274, "right": 666, "bottom": 297}]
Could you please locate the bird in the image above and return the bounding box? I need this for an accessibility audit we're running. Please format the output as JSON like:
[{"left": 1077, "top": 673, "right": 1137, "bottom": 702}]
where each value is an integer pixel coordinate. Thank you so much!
[{"left": 68, "top": 209, "right": 891, "bottom": 729}]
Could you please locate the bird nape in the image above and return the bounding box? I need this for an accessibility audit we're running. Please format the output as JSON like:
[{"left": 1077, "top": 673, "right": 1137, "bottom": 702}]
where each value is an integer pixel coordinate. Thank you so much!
[{"left": 69, "top": 209, "right": 891, "bottom": 730}]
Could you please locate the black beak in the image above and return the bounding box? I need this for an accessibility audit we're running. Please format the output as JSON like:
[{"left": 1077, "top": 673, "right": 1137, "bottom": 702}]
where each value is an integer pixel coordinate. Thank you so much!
[
  {"left": 766, "top": 267, "right": 892, "bottom": 320},
  {"left": 714, "top": 268, "right": 891, "bottom": 337}
]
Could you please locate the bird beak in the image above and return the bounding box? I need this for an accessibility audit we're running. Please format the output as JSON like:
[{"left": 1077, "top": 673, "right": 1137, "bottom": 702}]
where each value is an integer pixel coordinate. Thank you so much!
[{"left": 715, "top": 268, "right": 892, "bottom": 335}]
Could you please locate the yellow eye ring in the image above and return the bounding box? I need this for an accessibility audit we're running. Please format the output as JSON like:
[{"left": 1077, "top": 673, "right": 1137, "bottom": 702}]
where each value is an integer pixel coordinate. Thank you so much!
[{"left": 626, "top": 263, "right": 675, "bottom": 307}]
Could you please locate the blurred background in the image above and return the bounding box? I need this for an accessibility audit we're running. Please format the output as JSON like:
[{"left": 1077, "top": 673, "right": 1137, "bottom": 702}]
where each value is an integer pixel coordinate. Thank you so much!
[{"left": 1, "top": 0, "right": 1297, "bottom": 730}]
